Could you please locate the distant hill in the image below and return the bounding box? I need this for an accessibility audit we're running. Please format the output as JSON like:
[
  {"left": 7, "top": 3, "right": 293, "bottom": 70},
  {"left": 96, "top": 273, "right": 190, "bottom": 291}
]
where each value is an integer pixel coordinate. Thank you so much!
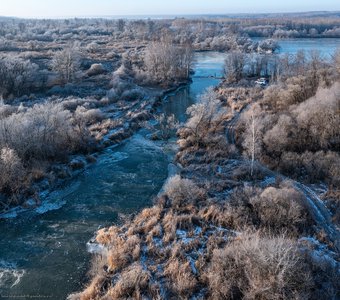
[
  {"left": 0, "top": 16, "right": 18, "bottom": 21},
  {"left": 0, "top": 11, "right": 340, "bottom": 21}
]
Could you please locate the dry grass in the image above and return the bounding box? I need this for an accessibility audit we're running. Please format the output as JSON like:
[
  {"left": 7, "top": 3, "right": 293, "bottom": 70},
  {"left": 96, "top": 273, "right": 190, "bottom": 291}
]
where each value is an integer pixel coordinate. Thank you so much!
[
  {"left": 106, "top": 234, "right": 141, "bottom": 272},
  {"left": 106, "top": 264, "right": 150, "bottom": 300},
  {"left": 164, "top": 258, "right": 198, "bottom": 298},
  {"left": 68, "top": 275, "right": 108, "bottom": 300}
]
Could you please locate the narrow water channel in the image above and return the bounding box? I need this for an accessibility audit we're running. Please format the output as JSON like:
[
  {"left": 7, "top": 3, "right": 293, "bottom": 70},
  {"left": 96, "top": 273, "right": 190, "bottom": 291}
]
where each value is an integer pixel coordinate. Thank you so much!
[{"left": 0, "top": 52, "right": 226, "bottom": 300}]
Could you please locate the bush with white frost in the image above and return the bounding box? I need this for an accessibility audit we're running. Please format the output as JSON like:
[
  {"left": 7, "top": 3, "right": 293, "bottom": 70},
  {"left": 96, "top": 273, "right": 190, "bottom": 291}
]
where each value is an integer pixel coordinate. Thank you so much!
[
  {"left": 0, "top": 102, "right": 91, "bottom": 162},
  {"left": 51, "top": 47, "right": 81, "bottom": 83},
  {"left": 0, "top": 147, "right": 26, "bottom": 196},
  {"left": 250, "top": 186, "right": 309, "bottom": 233},
  {"left": 86, "top": 63, "right": 105, "bottom": 76},
  {"left": 0, "top": 57, "right": 38, "bottom": 98},
  {"left": 107, "top": 75, "right": 145, "bottom": 102},
  {"left": 184, "top": 87, "right": 226, "bottom": 145}
]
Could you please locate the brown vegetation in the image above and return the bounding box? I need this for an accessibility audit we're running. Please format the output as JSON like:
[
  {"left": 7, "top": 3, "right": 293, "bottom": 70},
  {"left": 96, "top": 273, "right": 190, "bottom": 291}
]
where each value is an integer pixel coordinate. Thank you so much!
[
  {"left": 71, "top": 184, "right": 337, "bottom": 299},
  {"left": 208, "top": 232, "right": 312, "bottom": 300},
  {"left": 71, "top": 84, "right": 339, "bottom": 299}
]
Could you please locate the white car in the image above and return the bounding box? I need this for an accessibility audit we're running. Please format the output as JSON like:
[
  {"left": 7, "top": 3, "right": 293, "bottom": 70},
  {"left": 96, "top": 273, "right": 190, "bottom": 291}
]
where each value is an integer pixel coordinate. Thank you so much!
[{"left": 255, "top": 78, "right": 268, "bottom": 86}]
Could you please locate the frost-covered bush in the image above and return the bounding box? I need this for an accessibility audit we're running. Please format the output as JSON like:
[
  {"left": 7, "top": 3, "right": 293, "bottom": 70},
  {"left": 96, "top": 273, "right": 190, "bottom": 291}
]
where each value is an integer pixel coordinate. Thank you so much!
[
  {"left": 107, "top": 76, "right": 145, "bottom": 102},
  {"left": 183, "top": 88, "right": 226, "bottom": 145},
  {"left": 75, "top": 106, "right": 104, "bottom": 125},
  {"left": 0, "top": 102, "right": 91, "bottom": 162},
  {"left": 51, "top": 47, "right": 81, "bottom": 83},
  {"left": 0, "top": 57, "right": 38, "bottom": 98},
  {"left": 120, "top": 88, "right": 145, "bottom": 101},
  {"left": 0, "top": 147, "right": 26, "bottom": 195},
  {"left": 250, "top": 186, "right": 310, "bottom": 233},
  {"left": 86, "top": 63, "right": 105, "bottom": 76}
]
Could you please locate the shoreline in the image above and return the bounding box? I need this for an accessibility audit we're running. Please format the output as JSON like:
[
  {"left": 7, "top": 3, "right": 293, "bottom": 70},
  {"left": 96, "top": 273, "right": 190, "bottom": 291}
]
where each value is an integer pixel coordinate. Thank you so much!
[{"left": 0, "top": 80, "right": 191, "bottom": 219}]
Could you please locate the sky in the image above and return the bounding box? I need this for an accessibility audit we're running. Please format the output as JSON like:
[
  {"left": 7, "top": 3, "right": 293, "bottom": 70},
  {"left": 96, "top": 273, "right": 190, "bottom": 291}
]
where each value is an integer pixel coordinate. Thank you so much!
[{"left": 0, "top": 0, "right": 340, "bottom": 18}]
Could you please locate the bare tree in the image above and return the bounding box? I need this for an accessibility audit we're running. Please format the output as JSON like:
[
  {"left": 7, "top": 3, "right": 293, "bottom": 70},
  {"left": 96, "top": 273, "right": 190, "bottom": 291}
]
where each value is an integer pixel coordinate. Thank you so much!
[
  {"left": 51, "top": 46, "right": 81, "bottom": 83},
  {"left": 224, "top": 51, "right": 247, "bottom": 83},
  {"left": 185, "top": 87, "right": 226, "bottom": 145},
  {"left": 144, "top": 37, "right": 192, "bottom": 85},
  {"left": 242, "top": 105, "right": 264, "bottom": 176}
]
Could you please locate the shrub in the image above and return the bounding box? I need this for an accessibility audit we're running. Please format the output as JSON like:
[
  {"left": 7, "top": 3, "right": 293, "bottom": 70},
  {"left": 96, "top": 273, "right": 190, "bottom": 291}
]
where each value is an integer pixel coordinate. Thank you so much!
[
  {"left": 86, "top": 63, "right": 105, "bottom": 76},
  {"left": 0, "top": 147, "right": 26, "bottom": 195},
  {"left": 184, "top": 88, "right": 227, "bottom": 146},
  {"left": 120, "top": 88, "right": 145, "bottom": 101},
  {"left": 0, "top": 103, "right": 17, "bottom": 118},
  {"left": 250, "top": 186, "right": 310, "bottom": 234},
  {"left": 164, "top": 175, "right": 205, "bottom": 208},
  {"left": 164, "top": 258, "right": 198, "bottom": 297},
  {"left": 208, "top": 232, "right": 312, "bottom": 300},
  {"left": 0, "top": 56, "right": 38, "bottom": 98},
  {"left": 241, "top": 82, "right": 340, "bottom": 184},
  {"left": 74, "top": 106, "right": 104, "bottom": 125},
  {"left": 151, "top": 113, "right": 179, "bottom": 140},
  {"left": 0, "top": 102, "right": 92, "bottom": 162},
  {"left": 51, "top": 47, "right": 81, "bottom": 83},
  {"left": 107, "top": 76, "right": 145, "bottom": 102}
]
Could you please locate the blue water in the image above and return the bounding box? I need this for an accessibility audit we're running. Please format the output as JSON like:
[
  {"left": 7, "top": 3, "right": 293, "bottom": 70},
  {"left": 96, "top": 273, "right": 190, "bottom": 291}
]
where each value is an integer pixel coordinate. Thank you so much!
[{"left": 253, "top": 37, "right": 340, "bottom": 58}]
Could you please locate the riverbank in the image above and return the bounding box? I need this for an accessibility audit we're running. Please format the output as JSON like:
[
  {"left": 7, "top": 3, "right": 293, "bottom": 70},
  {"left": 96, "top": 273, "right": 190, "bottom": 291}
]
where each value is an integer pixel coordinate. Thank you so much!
[{"left": 0, "top": 80, "right": 190, "bottom": 219}]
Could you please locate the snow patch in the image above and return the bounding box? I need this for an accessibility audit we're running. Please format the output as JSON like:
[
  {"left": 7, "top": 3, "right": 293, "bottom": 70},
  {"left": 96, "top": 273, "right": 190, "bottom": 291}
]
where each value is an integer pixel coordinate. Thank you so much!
[
  {"left": 194, "top": 226, "right": 202, "bottom": 235},
  {"left": 176, "top": 229, "right": 194, "bottom": 244},
  {"left": 176, "top": 229, "right": 187, "bottom": 239},
  {"left": 35, "top": 199, "right": 66, "bottom": 214},
  {"left": 86, "top": 241, "right": 106, "bottom": 255},
  {"left": 299, "top": 237, "right": 339, "bottom": 269},
  {"left": 259, "top": 176, "right": 276, "bottom": 188},
  {"left": 0, "top": 261, "right": 25, "bottom": 288}
]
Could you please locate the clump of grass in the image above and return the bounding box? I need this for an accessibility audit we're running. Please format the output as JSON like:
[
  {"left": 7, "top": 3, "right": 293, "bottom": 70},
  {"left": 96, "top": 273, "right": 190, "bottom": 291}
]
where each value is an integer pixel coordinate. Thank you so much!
[
  {"left": 106, "top": 234, "right": 141, "bottom": 272},
  {"left": 106, "top": 263, "right": 150, "bottom": 299},
  {"left": 164, "top": 258, "right": 198, "bottom": 297}
]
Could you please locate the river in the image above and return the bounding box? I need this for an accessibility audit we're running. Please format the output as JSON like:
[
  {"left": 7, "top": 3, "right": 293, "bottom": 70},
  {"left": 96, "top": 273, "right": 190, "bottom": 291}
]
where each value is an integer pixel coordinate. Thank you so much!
[
  {"left": 0, "top": 52, "right": 226, "bottom": 300},
  {"left": 253, "top": 37, "right": 340, "bottom": 57}
]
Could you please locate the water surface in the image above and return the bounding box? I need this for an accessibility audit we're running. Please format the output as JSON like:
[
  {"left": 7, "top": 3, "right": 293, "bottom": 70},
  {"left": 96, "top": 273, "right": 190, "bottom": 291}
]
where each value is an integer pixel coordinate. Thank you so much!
[{"left": 254, "top": 37, "right": 340, "bottom": 57}]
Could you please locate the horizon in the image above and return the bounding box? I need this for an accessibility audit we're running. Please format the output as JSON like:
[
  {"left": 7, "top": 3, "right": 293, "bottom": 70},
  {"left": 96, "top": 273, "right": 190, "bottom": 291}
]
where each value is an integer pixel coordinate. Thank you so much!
[
  {"left": 1, "top": 10, "right": 340, "bottom": 20},
  {"left": 1, "top": 0, "right": 340, "bottom": 19}
]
